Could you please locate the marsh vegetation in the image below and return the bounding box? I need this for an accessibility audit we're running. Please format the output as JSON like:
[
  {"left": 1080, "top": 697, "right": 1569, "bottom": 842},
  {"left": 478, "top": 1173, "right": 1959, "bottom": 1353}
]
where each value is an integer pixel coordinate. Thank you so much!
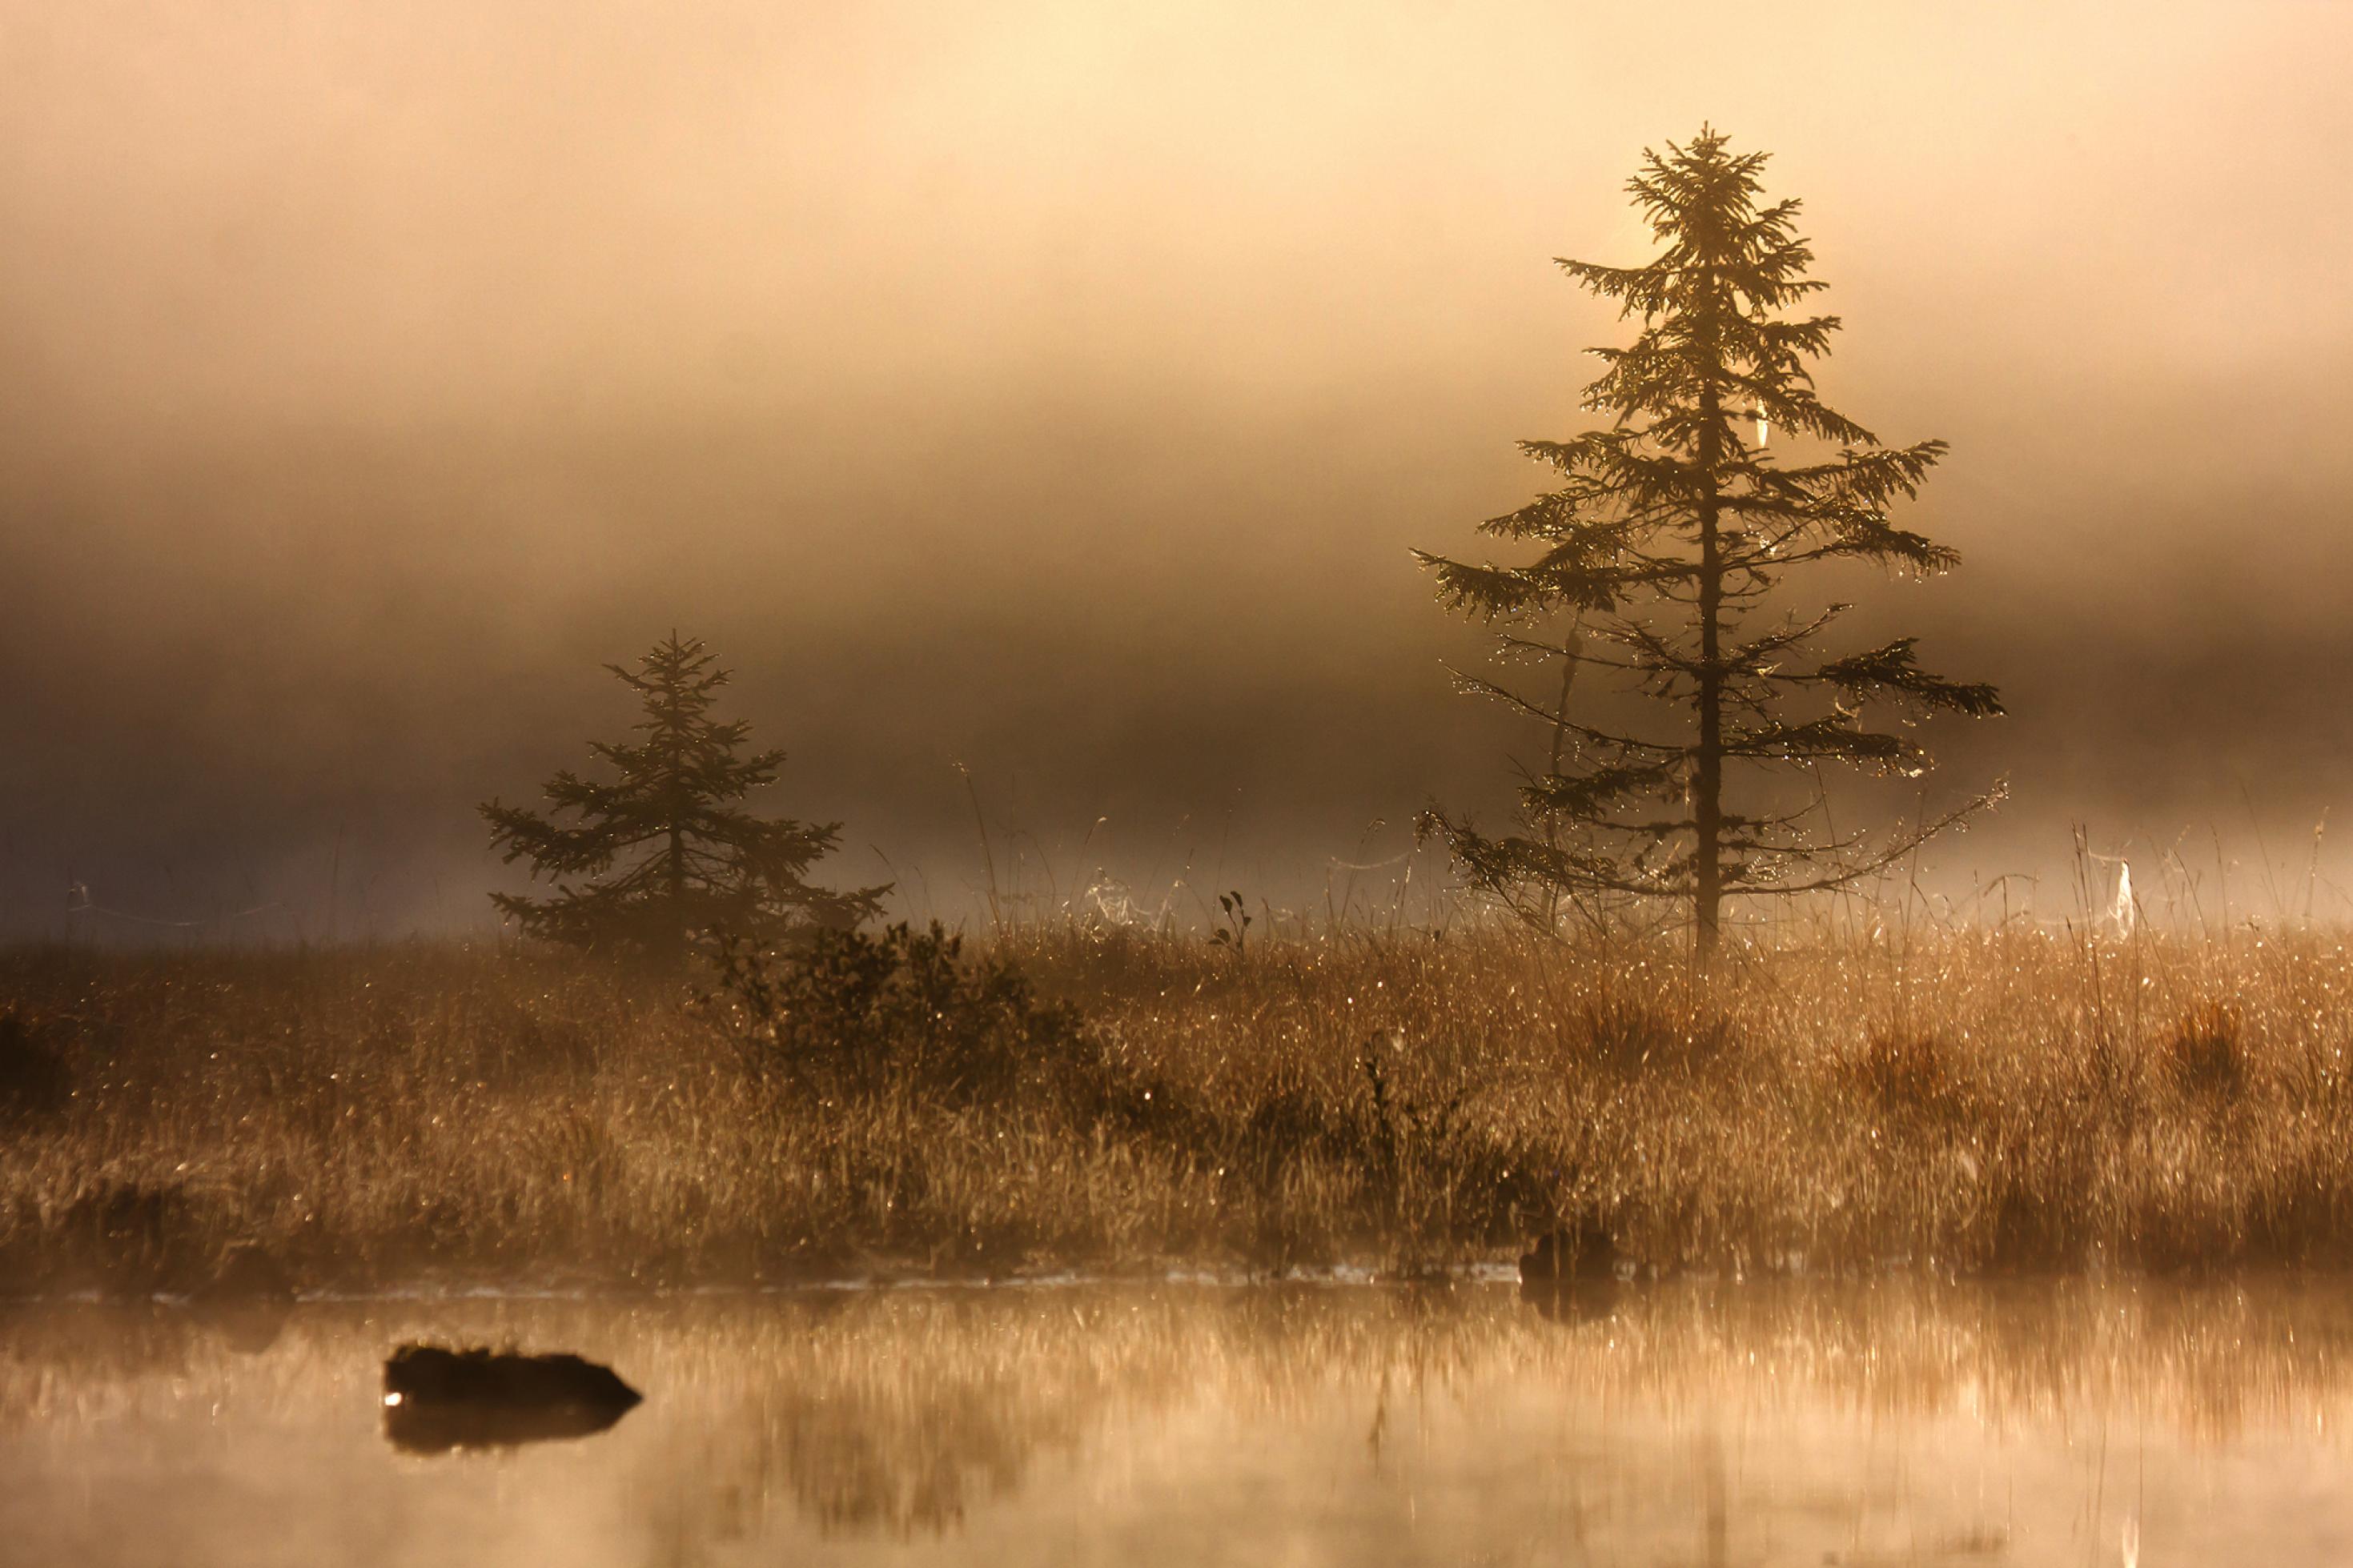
[{"left": 6, "top": 920, "right": 2351, "bottom": 1296}]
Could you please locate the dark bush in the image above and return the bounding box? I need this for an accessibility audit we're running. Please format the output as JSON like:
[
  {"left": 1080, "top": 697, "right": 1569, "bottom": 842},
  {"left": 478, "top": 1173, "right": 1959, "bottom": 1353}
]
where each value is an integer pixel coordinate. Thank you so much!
[
  {"left": 2164, "top": 1001, "right": 2247, "bottom": 1103},
  {"left": 0, "top": 1009, "right": 72, "bottom": 1125},
  {"left": 53, "top": 1180, "right": 214, "bottom": 1296},
  {"left": 703, "top": 921, "right": 1095, "bottom": 1104},
  {"left": 1845, "top": 1029, "right": 1962, "bottom": 1126},
  {"left": 1576, "top": 994, "right": 1729, "bottom": 1079}
]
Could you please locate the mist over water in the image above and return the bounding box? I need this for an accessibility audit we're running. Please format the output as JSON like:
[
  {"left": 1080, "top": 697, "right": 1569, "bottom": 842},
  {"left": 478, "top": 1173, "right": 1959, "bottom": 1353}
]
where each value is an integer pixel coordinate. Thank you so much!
[
  {"left": 6, "top": 2, "right": 2351, "bottom": 936},
  {"left": 10, "top": 1281, "right": 2353, "bottom": 1565}
]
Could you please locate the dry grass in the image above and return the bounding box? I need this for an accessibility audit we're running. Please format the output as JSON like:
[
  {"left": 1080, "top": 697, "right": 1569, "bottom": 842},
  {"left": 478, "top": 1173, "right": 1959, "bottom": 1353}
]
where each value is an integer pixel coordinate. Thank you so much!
[{"left": 5, "top": 923, "right": 2353, "bottom": 1294}]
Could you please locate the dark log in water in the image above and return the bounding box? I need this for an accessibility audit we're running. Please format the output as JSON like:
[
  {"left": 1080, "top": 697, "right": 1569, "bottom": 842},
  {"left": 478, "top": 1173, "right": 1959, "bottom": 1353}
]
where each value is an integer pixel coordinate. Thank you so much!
[
  {"left": 381, "top": 1343, "right": 642, "bottom": 1454},
  {"left": 1518, "top": 1221, "right": 1624, "bottom": 1321}
]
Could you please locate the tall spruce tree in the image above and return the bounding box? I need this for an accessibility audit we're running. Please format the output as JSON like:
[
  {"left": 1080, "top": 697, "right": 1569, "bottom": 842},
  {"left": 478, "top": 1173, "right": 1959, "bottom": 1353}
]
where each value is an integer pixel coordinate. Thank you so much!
[
  {"left": 481, "top": 634, "right": 884, "bottom": 962},
  {"left": 1416, "top": 129, "right": 2002, "bottom": 964}
]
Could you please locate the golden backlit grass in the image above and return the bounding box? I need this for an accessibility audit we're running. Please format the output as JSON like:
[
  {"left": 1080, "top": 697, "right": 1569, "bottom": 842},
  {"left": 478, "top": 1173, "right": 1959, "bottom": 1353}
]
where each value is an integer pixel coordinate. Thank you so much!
[{"left": 5, "top": 923, "right": 2353, "bottom": 1293}]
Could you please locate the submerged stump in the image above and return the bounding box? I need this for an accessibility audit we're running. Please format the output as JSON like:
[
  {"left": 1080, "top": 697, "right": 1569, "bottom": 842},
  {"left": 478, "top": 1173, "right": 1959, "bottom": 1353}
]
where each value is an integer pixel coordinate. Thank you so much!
[
  {"left": 1518, "top": 1221, "right": 1622, "bottom": 1321},
  {"left": 382, "top": 1343, "right": 643, "bottom": 1454}
]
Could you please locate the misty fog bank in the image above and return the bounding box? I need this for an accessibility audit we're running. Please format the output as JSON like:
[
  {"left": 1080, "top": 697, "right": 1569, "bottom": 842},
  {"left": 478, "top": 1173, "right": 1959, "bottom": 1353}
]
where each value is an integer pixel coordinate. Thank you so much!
[{"left": 4, "top": 1, "right": 2350, "bottom": 936}]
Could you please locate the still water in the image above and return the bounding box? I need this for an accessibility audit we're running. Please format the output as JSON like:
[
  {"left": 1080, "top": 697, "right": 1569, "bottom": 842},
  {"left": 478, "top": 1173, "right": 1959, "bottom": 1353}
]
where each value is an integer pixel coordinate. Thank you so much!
[{"left": 3, "top": 1276, "right": 2351, "bottom": 1565}]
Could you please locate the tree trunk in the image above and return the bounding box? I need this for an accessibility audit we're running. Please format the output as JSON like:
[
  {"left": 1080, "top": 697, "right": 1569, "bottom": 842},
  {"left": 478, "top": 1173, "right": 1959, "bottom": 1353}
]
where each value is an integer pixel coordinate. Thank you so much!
[
  {"left": 1542, "top": 624, "right": 1584, "bottom": 934},
  {"left": 664, "top": 821, "right": 685, "bottom": 963},
  {"left": 1693, "top": 385, "right": 1725, "bottom": 970},
  {"left": 661, "top": 745, "right": 689, "bottom": 967}
]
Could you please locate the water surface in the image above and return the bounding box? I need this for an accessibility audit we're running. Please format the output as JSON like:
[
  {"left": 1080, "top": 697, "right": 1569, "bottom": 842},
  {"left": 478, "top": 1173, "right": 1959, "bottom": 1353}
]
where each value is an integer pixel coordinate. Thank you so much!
[{"left": 4, "top": 1277, "right": 2350, "bottom": 1565}]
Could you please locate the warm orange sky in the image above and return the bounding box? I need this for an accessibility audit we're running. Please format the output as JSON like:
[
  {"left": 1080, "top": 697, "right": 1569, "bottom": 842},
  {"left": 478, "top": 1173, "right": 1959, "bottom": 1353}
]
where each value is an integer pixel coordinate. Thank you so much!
[{"left": 4, "top": 2, "right": 2350, "bottom": 932}]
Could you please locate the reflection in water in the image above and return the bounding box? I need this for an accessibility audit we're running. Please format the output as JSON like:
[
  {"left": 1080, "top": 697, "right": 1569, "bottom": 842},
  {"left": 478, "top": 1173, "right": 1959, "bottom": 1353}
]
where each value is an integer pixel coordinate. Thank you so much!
[
  {"left": 1517, "top": 1273, "right": 1621, "bottom": 1324},
  {"left": 2, "top": 1277, "right": 2353, "bottom": 1563},
  {"left": 191, "top": 1299, "right": 290, "bottom": 1357},
  {"left": 383, "top": 1390, "right": 638, "bottom": 1455}
]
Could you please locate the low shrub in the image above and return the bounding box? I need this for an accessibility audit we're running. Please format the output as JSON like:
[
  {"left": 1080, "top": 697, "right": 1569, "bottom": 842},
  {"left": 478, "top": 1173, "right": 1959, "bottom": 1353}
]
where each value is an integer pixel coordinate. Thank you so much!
[
  {"left": 0, "top": 1009, "right": 72, "bottom": 1125},
  {"left": 701, "top": 921, "right": 1097, "bottom": 1106}
]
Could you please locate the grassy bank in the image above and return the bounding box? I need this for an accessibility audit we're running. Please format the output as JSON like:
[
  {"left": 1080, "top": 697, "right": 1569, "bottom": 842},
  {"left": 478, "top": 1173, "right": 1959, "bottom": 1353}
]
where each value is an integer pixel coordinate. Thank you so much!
[{"left": 5, "top": 924, "right": 2353, "bottom": 1294}]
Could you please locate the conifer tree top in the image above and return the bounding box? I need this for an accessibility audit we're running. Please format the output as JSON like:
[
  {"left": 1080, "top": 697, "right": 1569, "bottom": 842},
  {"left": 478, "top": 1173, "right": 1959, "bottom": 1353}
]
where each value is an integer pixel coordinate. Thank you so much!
[{"left": 481, "top": 634, "right": 884, "bottom": 961}]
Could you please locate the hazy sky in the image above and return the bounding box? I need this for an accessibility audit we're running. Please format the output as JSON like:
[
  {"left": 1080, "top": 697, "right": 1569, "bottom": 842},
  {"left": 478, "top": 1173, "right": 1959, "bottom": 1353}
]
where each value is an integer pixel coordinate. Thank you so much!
[{"left": 5, "top": 1, "right": 2351, "bottom": 937}]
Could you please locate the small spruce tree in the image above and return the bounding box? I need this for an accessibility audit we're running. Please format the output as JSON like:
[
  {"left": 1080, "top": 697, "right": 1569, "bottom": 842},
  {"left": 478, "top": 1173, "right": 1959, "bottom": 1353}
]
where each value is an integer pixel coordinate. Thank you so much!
[
  {"left": 1415, "top": 128, "right": 2002, "bottom": 964},
  {"left": 481, "top": 634, "right": 884, "bottom": 962}
]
